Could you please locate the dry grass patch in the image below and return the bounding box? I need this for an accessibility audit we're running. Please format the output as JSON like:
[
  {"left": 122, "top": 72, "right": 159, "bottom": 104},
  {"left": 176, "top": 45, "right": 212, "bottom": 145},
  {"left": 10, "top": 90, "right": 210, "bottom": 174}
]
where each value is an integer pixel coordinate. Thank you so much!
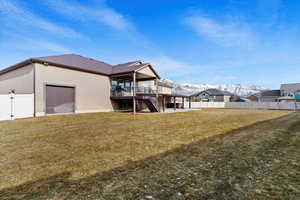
[{"left": 0, "top": 109, "right": 290, "bottom": 191}]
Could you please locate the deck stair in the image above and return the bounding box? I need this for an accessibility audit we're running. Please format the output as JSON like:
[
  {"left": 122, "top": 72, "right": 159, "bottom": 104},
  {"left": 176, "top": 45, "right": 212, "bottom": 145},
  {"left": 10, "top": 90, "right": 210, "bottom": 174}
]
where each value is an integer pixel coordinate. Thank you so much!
[{"left": 136, "top": 96, "right": 159, "bottom": 112}]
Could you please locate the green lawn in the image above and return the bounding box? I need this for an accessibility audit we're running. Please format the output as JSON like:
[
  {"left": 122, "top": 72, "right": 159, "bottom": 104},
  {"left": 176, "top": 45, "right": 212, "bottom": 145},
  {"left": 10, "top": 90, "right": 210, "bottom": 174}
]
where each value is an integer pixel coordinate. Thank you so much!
[{"left": 0, "top": 109, "right": 299, "bottom": 199}]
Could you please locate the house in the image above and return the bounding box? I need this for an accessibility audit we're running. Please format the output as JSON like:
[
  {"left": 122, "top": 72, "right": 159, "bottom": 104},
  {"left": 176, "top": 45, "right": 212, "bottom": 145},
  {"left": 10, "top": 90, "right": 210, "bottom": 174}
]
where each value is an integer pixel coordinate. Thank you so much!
[
  {"left": 0, "top": 54, "right": 175, "bottom": 115},
  {"left": 246, "top": 94, "right": 259, "bottom": 102},
  {"left": 249, "top": 84, "right": 300, "bottom": 102},
  {"left": 230, "top": 95, "right": 251, "bottom": 102},
  {"left": 233, "top": 97, "right": 251, "bottom": 102},
  {"left": 277, "top": 96, "right": 297, "bottom": 102},
  {"left": 256, "top": 90, "right": 281, "bottom": 102},
  {"left": 191, "top": 88, "right": 233, "bottom": 102},
  {"left": 280, "top": 83, "right": 300, "bottom": 101}
]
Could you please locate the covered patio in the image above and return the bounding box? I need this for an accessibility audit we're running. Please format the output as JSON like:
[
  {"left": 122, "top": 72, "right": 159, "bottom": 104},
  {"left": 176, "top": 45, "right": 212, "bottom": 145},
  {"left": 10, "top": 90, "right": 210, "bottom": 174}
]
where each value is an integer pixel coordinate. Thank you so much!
[{"left": 161, "top": 94, "right": 193, "bottom": 112}]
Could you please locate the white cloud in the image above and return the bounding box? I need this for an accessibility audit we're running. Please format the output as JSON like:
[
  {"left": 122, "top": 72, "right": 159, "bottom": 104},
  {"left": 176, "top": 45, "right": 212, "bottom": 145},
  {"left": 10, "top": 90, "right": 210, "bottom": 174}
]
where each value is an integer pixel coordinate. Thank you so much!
[
  {"left": 43, "top": 0, "right": 132, "bottom": 31},
  {"left": 28, "top": 40, "right": 72, "bottom": 53},
  {"left": 184, "top": 15, "right": 257, "bottom": 48},
  {"left": 0, "top": 0, "right": 83, "bottom": 38},
  {"left": 0, "top": 38, "right": 71, "bottom": 53},
  {"left": 143, "top": 56, "right": 197, "bottom": 78},
  {"left": 42, "top": 0, "right": 197, "bottom": 79},
  {"left": 94, "top": 8, "right": 132, "bottom": 30}
]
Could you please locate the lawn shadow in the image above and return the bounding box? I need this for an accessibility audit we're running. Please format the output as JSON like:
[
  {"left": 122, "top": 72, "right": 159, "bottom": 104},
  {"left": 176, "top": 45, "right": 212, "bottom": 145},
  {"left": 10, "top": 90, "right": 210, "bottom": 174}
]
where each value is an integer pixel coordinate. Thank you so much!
[{"left": 0, "top": 113, "right": 298, "bottom": 200}]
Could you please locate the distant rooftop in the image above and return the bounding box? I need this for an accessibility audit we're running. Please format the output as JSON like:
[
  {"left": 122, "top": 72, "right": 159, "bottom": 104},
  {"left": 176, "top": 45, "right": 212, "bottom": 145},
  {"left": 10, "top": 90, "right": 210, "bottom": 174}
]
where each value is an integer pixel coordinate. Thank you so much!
[
  {"left": 280, "top": 83, "right": 300, "bottom": 91},
  {"left": 192, "top": 88, "right": 233, "bottom": 97},
  {"left": 259, "top": 90, "right": 281, "bottom": 97}
]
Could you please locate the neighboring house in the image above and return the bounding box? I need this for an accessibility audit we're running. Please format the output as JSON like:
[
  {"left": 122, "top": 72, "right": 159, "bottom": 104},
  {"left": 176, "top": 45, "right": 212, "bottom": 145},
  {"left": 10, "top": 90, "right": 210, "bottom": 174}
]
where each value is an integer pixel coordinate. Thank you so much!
[
  {"left": 233, "top": 97, "right": 251, "bottom": 102},
  {"left": 230, "top": 95, "right": 251, "bottom": 102},
  {"left": 249, "top": 84, "right": 300, "bottom": 102},
  {"left": 246, "top": 94, "right": 259, "bottom": 102},
  {"left": 296, "top": 93, "right": 300, "bottom": 101},
  {"left": 280, "top": 83, "right": 300, "bottom": 101},
  {"left": 191, "top": 89, "right": 233, "bottom": 102},
  {"left": 0, "top": 54, "right": 174, "bottom": 115},
  {"left": 257, "top": 90, "right": 281, "bottom": 102},
  {"left": 277, "top": 96, "right": 297, "bottom": 102}
]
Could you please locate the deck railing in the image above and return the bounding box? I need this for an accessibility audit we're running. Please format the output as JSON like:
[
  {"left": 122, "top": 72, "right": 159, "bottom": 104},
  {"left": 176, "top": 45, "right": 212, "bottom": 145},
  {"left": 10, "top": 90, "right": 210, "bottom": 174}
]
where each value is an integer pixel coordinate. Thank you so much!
[{"left": 111, "top": 86, "right": 157, "bottom": 97}]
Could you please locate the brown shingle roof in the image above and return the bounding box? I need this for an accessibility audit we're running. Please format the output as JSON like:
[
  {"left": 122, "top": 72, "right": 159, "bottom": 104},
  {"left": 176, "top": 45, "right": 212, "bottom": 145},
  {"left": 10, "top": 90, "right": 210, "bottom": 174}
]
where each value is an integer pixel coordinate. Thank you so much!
[
  {"left": 192, "top": 88, "right": 233, "bottom": 97},
  {"left": 0, "top": 54, "right": 160, "bottom": 78},
  {"left": 111, "top": 61, "right": 145, "bottom": 74},
  {"left": 35, "top": 54, "right": 113, "bottom": 75},
  {"left": 259, "top": 90, "right": 281, "bottom": 97}
]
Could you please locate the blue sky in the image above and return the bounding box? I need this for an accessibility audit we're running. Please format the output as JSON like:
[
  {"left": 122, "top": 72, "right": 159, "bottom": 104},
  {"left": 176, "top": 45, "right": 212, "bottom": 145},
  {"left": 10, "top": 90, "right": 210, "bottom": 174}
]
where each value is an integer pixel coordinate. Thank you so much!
[{"left": 1, "top": 0, "right": 300, "bottom": 88}]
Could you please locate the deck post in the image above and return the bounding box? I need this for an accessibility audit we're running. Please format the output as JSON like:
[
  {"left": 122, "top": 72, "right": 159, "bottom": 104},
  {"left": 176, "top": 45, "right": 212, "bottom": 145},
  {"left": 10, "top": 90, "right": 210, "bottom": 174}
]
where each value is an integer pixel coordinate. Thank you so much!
[
  {"left": 174, "top": 96, "right": 176, "bottom": 110},
  {"left": 189, "top": 97, "right": 192, "bottom": 109},
  {"left": 182, "top": 97, "right": 184, "bottom": 109},
  {"left": 163, "top": 95, "right": 165, "bottom": 112},
  {"left": 156, "top": 78, "right": 159, "bottom": 109},
  {"left": 133, "top": 72, "right": 136, "bottom": 114}
]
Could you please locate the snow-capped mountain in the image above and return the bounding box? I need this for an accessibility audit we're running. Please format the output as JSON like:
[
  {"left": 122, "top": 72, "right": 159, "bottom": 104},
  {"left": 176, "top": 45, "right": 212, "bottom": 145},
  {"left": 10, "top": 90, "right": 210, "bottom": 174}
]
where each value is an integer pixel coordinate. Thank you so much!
[{"left": 161, "top": 79, "right": 267, "bottom": 97}]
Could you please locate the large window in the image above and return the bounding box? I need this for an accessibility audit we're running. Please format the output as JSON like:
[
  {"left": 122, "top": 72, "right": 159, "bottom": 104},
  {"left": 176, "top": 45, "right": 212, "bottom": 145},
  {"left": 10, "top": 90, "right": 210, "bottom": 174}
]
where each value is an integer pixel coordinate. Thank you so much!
[
  {"left": 111, "top": 79, "right": 132, "bottom": 90},
  {"left": 111, "top": 80, "right": 118, "bottom": 89}
]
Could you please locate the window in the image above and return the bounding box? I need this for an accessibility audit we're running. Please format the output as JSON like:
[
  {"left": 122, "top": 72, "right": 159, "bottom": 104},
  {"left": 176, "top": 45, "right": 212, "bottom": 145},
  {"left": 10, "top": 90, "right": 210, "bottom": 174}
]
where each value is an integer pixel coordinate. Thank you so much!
[{"left": 111, "top": 80, "right": 117, "bottom": 89}]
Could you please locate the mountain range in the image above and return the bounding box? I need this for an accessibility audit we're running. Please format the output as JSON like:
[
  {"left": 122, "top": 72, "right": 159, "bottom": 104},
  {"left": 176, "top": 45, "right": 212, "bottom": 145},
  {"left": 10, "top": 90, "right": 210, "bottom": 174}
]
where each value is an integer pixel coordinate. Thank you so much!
[{"left": 161, "top": 79, "right": 266, "bottom": 97}]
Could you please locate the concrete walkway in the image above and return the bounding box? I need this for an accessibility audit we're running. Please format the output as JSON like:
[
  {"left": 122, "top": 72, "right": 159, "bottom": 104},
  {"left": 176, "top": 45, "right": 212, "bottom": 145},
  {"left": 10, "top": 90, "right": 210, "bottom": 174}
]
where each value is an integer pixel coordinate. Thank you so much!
[{"left": 162, "top": 108, "right": 201, "bottom": 113}]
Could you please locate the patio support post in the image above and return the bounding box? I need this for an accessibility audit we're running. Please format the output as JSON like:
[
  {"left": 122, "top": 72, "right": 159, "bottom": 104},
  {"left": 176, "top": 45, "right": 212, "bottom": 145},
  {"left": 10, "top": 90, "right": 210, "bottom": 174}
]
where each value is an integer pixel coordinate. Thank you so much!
[
  {"left": 133, "top": 72, "right": 136, "bottom": 114},
  {"left": 156, "top": 78, "right": 159, "bottom": 109},
  {"left": 174, "top": 96, "right": 176, "bottom": 110},
  {"left": 182, "top": 97, "right": 184, "bottom": 109},
  {"left": 163, "top": 96, "right": 165, "bottom": 112},
  {"left": 189, "top": 97, "right": 192, "bottom": 109}
]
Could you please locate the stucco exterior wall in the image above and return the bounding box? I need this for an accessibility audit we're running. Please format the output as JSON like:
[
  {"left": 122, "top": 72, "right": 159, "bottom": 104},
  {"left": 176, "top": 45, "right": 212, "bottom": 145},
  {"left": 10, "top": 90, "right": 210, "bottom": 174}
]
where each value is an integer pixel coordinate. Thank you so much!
[
  {"left": 34, "top": 63, "right": 113, "bottom": 116},
  {"left": 0, "top": 64, "right": 34, "bottom": 94},
  {"left": 280, "top": 83, "right": 300, "bottom": 96},
  {"left": 214, "top": 96, "right": 224, "bottom": 102},
  {"left": 223, "top": 95, "right": 231, "bottom": 102},
  {"left": 259, "top": 96, "right": 279, "bottom": 102}
]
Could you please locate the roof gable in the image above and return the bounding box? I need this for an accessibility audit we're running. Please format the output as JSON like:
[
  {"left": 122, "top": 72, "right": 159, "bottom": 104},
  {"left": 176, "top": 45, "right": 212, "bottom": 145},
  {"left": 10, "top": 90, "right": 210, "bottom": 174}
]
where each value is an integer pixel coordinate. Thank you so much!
[
  {"left": 136, "top": 65, "right": 160, "bottom": 79},
  {"left": 111, "top": 62, "right": 160, "bottom": 79},
  {"left": 111, "top": 61, "right": 144, "bottom": 75}
]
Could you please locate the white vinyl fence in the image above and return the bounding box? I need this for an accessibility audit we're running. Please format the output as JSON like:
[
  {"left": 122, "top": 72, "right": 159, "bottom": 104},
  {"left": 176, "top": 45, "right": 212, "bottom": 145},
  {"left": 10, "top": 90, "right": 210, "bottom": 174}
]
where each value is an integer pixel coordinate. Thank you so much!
[
  {"left": 184, "top": 102, "right": 300, "bottom": 110},
  {"left": 226, "top": 102, "right": 300, "bottom": 110},
  {"left": 0, "top": 94, "right": 34, "bottom": 121}
]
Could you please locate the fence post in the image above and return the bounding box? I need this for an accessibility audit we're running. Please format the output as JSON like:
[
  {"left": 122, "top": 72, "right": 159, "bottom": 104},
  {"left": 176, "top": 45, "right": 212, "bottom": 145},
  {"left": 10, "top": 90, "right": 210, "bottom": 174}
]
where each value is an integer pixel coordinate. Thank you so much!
[{"left": 10, "top": 92, "right": 15, "bottom": 120}]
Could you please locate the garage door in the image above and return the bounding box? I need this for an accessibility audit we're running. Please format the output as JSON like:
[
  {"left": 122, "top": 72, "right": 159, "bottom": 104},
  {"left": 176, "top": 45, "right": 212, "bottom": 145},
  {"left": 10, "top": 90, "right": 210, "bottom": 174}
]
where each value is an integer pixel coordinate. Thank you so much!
[{"left": 46, "top": 85, "right": 75, "bottom": 114}]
